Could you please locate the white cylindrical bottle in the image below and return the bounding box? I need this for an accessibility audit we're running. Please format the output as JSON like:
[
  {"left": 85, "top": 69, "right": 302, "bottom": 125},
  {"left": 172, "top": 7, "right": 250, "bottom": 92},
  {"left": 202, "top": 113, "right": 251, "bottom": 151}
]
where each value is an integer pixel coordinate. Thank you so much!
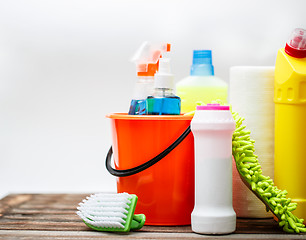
[{"left": 191, "top": 103, "right": 236, "bottom": 234}]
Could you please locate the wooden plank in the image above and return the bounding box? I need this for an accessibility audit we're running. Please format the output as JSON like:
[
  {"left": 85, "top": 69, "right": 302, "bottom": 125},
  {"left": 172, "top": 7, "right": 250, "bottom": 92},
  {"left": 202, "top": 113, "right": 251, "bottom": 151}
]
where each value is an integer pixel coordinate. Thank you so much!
[
  {"left": 2, "top": 214, "right": 78, "bottom": 221},
  {"left": 0, "top": 230, "right": 306, "bottom": 240},
  {"left": 0, "top": 194, "right": 305, "bottom": 239},
  {"left": 0, "top": 194, "right": 33, "bottom": 217},
  {"left": 0, "top": 216, "right": 283, "bottom": 234},
  {"left": 9, "top": 208, "right": 77, "bottom": 215}
]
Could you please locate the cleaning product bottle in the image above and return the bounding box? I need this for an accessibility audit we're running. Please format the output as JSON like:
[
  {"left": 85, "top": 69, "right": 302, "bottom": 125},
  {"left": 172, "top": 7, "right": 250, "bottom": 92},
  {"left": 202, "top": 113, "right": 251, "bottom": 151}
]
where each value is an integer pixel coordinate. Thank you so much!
[
  {"left": 176, "top": 50, "right": 228, "bottom": 113},
  {"left": 146, "top": 58, "right": 181, "bottom": 115},
  {"left": 191, "top": 103, "right": 236, "bottom": 234},
  {"left": 274, "top": 28, "right": 306, "bottom": 221},
  {"left": 128, "top": 42, "right": 171, "bottom": 115}
]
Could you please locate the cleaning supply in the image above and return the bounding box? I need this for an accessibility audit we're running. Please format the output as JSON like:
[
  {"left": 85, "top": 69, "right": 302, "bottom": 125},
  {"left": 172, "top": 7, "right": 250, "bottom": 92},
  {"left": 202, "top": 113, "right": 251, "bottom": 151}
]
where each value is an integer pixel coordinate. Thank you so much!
[
  {"left": 230, "top": 66, "right": 275, "bottom": 218},
  {"left": 274, "top": 28, "right": 306, "bottom": 221},
  {"left": 147, "top": 58, "right": 181, "bottom": 115},
  {"left": 106, "top": 113, "right": 194, "bottom": 225},
  {"left": 128, "top": 42, "right": 170, "bottom": 115},
  {"left": 176, "top": 50, "right": 228, "bottom": 113},
  {"left": 191, "top": 103, "right": 236, "bottom": 234},
  {"left": 76, "top": 192, "right": 145, "bottom": 232},
  {"left": 232, "top": 110, "right": 306, "bottom": 233}
]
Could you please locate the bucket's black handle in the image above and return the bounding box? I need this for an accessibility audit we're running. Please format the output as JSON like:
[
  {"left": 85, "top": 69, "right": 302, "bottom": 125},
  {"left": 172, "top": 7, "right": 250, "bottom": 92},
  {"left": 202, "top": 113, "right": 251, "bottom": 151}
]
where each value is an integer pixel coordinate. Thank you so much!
[{"left": 105, "top": 125, "right": 191, "bottom": 177}]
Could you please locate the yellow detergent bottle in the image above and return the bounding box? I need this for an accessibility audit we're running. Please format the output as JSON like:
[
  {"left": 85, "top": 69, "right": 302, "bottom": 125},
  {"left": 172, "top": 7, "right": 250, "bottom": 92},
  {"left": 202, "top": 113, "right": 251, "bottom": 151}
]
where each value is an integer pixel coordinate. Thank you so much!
[
  {"left": 274, "top": 28, "right": 306, "bottom": 221},
  {"left": 176, "top": 50, "right": 228, "bottom": 113}
]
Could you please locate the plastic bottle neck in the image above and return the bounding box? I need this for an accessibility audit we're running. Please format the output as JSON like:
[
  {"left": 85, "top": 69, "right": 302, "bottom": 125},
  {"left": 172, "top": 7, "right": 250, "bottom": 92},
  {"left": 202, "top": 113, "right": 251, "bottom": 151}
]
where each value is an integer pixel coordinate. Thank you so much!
[
  {"left": 137, "top": 76, "right": 154, "bottom": 82},
  {"left": 190, "top": 50, "right": 215, "bottom": 76},
  {"left": 154, "top": 88, "right": 175, "bottom": 97},
  {"left": 190, "top": 64, "right": 214, "bottom": 76}
]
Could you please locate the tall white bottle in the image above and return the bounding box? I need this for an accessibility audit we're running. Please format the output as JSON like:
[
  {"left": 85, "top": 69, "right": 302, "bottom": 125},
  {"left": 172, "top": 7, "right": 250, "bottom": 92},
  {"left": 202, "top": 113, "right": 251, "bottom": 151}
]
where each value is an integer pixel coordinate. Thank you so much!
[{"left": 191, "top": 103, "right": 236, "bottom": 234}]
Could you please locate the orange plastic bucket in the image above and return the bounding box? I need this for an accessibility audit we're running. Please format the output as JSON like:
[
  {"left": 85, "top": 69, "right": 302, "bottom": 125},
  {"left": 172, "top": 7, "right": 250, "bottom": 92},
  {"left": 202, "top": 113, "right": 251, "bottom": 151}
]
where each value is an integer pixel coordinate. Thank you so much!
[{"left": 106, "top": 113, "right": 194, "bottom": 225}]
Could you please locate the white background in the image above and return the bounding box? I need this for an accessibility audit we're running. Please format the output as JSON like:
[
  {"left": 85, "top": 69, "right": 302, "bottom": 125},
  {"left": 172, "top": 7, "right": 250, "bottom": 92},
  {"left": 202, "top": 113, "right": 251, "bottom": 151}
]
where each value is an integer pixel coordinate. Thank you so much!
[{"left": 0, "top": 0, "right": 305, "bottom": 198}]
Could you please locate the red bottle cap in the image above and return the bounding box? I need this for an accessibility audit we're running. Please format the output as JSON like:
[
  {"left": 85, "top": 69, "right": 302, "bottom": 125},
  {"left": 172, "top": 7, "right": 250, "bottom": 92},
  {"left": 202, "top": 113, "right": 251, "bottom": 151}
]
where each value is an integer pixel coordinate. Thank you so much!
[{"left": 285, "top": 28, "right": 306, "bottom": 58}]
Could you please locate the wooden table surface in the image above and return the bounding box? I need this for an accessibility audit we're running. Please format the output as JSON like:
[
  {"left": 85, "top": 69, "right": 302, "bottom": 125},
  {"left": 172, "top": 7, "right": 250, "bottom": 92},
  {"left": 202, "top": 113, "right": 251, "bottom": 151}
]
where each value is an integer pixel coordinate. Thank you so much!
[{"left": 0, "top": 194, "right": 305, "bottom": 239}]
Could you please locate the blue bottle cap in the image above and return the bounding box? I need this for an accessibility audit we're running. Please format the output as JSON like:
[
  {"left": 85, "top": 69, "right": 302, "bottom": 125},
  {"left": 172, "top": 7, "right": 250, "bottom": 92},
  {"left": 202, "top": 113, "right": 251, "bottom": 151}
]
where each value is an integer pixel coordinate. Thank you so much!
[{"left": 190, "top": 50, "right": 214, "bottom": 76}]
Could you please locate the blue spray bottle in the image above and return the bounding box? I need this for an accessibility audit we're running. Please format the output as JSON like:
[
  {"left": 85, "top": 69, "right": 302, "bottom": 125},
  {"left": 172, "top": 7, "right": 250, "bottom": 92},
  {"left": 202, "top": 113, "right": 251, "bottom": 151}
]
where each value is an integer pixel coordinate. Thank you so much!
[
  {"left": 147, "top": 58, "right": 181, "bottom": 115},
  {"left": 128, "top": 42, "right": 171, "bottom": 115}
]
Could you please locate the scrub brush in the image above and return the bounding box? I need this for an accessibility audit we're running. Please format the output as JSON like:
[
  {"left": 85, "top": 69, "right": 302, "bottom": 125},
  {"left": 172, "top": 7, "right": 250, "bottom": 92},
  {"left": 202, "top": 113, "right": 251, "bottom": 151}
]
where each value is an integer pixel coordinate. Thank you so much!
[
  {"left": 232, "top": 110, "right": 306, "bottom": 233},
  {"left": 76, "top": 192, "right": 146, "bottom": 232}
]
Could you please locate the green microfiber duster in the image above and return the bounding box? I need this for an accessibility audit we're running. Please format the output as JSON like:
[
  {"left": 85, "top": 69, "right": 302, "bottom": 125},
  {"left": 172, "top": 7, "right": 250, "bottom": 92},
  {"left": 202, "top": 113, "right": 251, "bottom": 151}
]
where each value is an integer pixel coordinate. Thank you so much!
[{"left": 232, "top": 110, "right": 306, "bottom": 233}]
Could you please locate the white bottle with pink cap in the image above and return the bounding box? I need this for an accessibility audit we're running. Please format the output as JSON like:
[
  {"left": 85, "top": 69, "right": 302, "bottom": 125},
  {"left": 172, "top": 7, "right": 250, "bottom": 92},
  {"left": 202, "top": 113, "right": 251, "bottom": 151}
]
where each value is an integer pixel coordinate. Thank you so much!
[{"left": 191, "top": 103, "right": 236, "bottom": 234}]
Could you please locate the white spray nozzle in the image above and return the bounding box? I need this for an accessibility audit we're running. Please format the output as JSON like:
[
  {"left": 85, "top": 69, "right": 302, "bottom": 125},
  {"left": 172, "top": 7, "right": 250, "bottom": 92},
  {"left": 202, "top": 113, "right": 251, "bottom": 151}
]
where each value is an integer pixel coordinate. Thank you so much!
[
  {"left": 155, "top": 58, "right": 174, "bottom": 89},
  {"left": 158, "top": 58, "right": 171, "bottom": 74}
]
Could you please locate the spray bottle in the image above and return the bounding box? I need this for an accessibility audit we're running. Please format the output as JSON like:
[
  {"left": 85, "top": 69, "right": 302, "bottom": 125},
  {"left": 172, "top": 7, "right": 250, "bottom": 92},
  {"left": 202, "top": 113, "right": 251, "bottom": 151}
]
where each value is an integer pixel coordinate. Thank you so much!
[
  {"left": 274, "top": 28, "right": 306, "bottom": 220},
  {"left": 146, "top": 58, "right": 181, "bottom": 115},
  {"left": 128, "top": 42, "right": 171, "bottom": 115},
  {"left": 176, "top": 50, "right": 228, "bottom": 113}
]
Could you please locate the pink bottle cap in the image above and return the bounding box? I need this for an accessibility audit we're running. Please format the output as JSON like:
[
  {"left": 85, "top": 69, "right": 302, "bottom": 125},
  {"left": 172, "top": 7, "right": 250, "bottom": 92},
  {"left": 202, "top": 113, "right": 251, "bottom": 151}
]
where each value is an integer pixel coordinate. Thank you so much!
[{"left": 196, "top": 103, "right": 230, "bottom": 111}]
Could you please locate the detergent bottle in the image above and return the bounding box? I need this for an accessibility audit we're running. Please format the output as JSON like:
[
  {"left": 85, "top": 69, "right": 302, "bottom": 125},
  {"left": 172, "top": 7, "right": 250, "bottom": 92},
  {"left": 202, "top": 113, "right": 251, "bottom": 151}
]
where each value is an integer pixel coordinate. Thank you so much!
[
  {"left": 128, "top": 42, "right": 170, "bottom": 115},
  {"left": 274, "top": 28, "right": 306, "bottom": 220},
  {"left": 147, "top": 58, "right": 181, "bottom": 115},
  {"left": 176, "top": 50, "right": 228, "bottom": 113},
  {"left": 191, "top": 103, "right": 236, "bottom": 234}
]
